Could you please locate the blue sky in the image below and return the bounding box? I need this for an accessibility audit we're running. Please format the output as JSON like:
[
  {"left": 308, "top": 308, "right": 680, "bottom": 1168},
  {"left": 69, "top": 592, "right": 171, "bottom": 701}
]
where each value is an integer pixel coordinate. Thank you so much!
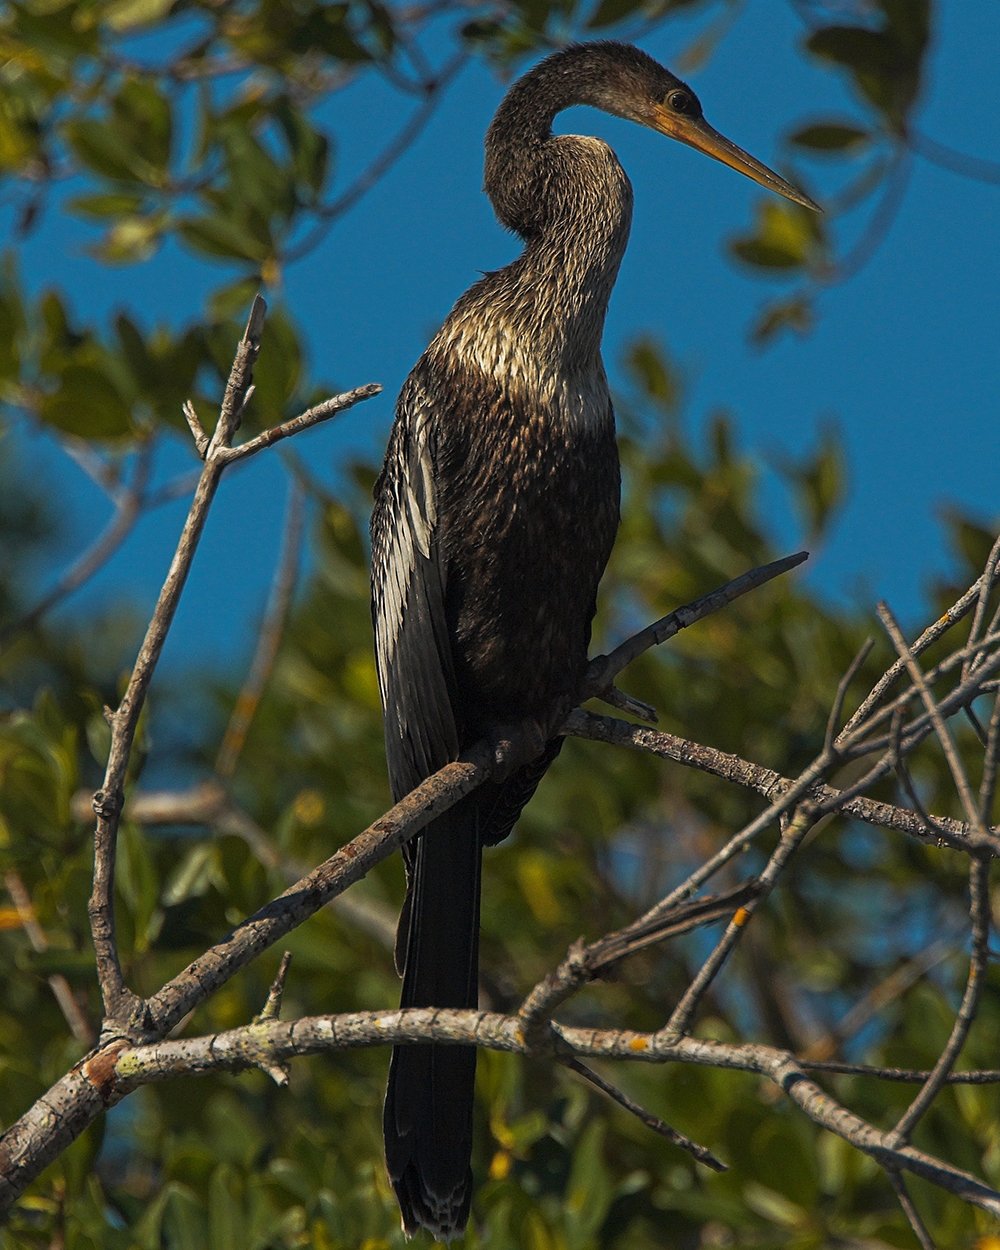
[{"left": 9, "top": 1, "right": 1000, "bottom": 677}]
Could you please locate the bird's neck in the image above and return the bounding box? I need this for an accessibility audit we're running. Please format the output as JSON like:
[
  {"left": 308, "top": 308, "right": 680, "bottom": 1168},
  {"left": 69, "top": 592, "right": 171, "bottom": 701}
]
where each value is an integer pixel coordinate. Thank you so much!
[{"left": 449, "top": 133, "right": 632, "bottom": 378}]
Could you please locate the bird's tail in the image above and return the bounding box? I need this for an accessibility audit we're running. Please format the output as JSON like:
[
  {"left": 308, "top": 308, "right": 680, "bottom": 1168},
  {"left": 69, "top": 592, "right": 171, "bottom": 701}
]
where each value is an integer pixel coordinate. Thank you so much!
[{"left": 384, "top": 796, "right": 481, "bottom": 1240}]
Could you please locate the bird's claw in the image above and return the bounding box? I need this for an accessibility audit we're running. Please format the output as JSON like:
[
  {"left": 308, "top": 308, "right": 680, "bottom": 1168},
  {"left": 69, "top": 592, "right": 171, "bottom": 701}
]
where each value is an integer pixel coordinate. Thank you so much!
[{"left": 488, "top": 717, "right": 546, "bottom": 782}]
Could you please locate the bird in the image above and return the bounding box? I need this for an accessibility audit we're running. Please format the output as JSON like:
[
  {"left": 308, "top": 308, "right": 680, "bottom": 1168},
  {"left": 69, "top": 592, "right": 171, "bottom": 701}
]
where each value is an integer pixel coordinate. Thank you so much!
[{"left": 370, "top": 39, "right": 818, "bottom": 1241}]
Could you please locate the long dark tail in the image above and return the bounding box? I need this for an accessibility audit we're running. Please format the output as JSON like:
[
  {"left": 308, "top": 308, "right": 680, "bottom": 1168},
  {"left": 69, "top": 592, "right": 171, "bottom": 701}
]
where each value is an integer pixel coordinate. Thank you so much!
[{"left": 384, "top": 796, "right": 481, "bottom": 1240}]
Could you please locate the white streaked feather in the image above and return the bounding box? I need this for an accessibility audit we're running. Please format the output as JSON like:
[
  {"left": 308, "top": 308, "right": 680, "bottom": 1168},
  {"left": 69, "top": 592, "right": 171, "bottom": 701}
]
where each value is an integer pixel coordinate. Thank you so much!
[{"left": 373, "top": 407, "right": 436, "bottom": 697}]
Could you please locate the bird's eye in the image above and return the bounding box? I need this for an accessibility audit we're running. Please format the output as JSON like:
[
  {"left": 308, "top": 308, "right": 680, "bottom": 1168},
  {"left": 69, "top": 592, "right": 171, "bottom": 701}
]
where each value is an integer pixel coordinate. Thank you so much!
[{"left": 667, "top": 90, "right": 691, "bottom": 113}]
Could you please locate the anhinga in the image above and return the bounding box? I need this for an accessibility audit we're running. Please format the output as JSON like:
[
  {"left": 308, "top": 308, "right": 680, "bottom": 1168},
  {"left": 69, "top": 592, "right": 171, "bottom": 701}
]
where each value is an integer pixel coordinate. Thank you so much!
[{"left": 371, "top": 40, "right": 817, "bottom": 1240}]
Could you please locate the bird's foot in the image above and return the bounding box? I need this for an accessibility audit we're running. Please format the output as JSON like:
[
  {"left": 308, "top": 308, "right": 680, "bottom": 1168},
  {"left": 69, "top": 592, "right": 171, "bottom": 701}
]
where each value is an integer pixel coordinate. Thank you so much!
[{"left": 487, "top": 717, "right": 547, "bottom": 782}]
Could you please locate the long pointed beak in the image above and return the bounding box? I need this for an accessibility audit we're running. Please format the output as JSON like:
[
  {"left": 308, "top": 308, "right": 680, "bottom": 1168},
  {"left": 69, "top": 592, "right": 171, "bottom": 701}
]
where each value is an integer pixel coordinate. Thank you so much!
[{"left": 649, "top": 107, "right": 821, "bottom": 212}]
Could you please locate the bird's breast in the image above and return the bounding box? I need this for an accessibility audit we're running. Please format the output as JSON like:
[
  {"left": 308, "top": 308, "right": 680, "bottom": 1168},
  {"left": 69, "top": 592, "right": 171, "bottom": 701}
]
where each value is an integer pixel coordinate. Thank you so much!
[{"left": 418, "top": 356, "right": 620, "bottom": 732}]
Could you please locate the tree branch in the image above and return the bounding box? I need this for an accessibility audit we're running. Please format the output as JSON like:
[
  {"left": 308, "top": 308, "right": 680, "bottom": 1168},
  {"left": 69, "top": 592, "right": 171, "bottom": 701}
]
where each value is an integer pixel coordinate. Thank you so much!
[
  {"left": 215, "top": 477, "right": 306, "bottom": 779},
  {"left": 78, "top": 1010, "right": 996, "bottom": 1220}
]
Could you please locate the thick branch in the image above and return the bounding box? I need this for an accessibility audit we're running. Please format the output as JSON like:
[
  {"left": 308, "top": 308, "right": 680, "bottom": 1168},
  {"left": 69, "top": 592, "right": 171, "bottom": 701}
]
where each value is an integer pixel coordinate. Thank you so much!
[{"left": 84, "top": 1011, "right": 1000, "bottom": 1219}]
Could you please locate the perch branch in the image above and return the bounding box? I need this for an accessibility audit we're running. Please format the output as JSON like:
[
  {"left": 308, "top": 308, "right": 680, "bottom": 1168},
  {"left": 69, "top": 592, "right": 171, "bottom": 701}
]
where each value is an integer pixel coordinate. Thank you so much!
[{"left": 80, "top": 1010, "right": 1000, "bottom": 1219}]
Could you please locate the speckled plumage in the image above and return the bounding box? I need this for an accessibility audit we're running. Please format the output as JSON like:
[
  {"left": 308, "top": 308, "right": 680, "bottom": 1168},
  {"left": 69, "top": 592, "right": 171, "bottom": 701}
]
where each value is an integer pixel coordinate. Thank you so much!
[{"left": 370, "top": 41, "right": 695, "bottom": 1241}]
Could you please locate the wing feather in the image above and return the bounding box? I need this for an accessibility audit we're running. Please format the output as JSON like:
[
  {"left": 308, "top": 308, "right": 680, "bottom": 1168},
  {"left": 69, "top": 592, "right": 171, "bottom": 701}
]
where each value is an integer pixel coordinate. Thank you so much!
[{"left": 371, "top": 384, "right": 459, "bottom": 804}]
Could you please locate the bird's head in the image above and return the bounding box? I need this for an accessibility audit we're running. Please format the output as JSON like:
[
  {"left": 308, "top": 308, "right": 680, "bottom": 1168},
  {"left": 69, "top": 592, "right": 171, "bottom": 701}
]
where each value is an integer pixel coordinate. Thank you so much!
[{"left": 527, "top": 41, "right": 820, "bottom": 212}]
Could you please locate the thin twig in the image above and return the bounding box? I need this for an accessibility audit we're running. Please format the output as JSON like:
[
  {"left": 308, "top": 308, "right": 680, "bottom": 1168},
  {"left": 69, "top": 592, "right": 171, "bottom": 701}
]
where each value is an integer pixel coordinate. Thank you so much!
[
  {"left": 840, "top": 577, "right": 986, "bottom": 740},
  {"left": 801, "top": 938, "right": 954, "bottom": 1063},
  {"left": 584, "top": 551, "right": 808, "bottom": 697},
  {"left": 825, "top": 637, "right": 874, "bottom": 753},
  {"left": 889, "top": 705, "right": 943, "bottom": 841},
  {"left": 887, "top": 856, "right": 991, "bottom": 1146},
  {"left": 3, "top": 872, "right": 94, "bottom": 1047},
  {"left": 517, "top": 882, "right": 759, "bottom": 1043},
  {"left": 0, "top": 441, "right": 152, "bottom": 647},
  {"left": 561, "top": 1056, "right": 726, "bottom": 1171},
  {"left": 888, "top": 1170, "right": 936, "bottom": 1249},
  {"left": 909, "top": 130, "right": 1000, "bottom": 186},
  {"left": 841, "top": 626, "right": 1000, "bottom": 753},
  {"left": 254, "top": 951, "right": 292, "bottom": 1024},
  {"left": 799, "top": 1061, "right": 1000, "bottom": 1084},
  {"left": 183, "top": 399, "right": 209, "bottom": 458},
  {"left": 218, "top": 385, "right": 382, "bottom": 464},
  {"left": 962, "top": 534, "right": 1000, "bottom": 689},
  {"left": 86, "top": 303, "right": 266, "bottom": 1028},
  {"left": 978, "top": 688, "right": 1000, "bottom": 825},
  {"left": 216, "top": 478, "right": 305, "bottom": 778},
  {"left": 85, "top": 294, "right": 379, "bottom": 1032},
  {"left": 282, "top": 51, "right": 468, "bottom": 263},
  {"left": 877, "top": 602, "right": 983, "bottom": 832},
  {"left": 665, "top": 803, "right": 818, "bottom": 1036}
]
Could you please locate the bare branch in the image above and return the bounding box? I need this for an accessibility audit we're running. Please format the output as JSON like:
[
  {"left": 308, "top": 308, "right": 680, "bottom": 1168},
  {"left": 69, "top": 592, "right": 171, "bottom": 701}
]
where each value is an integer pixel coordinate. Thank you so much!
[
  {"left": 825, "top": 637, "right": 874, "bottom": 753},
  {"left": 0, "top": 440, "right": 152, "bottom": 648},
  {"left": 216, "top": 478, "right": 306, "bottom": 779},
  {"left": 799, "top": 1061, "right": 1000, "bottom": 1084},
  {"left": 255, "top": 951, "right": 292, "bottom": 1024},
  {"left": 877, "top": 601, "right": 982, "bottom": 831},
  {"left": 840, "top": 577, "right": 985, "bottom": 741},
  {"left": 583, "top": 551, "right": 808, "bottom": 698},
  {"left": 83, "top": 295, "right": 380, "bottom": 1030},
  {"left": 887, "top": 856, "right": 991, "bottom": 1146},
  {"left": 183, "top": 399, "right": 209, "bottom": 458},
  {"left": 595, "top": 684, "right": 658, "bottom": 723},
  {"left": 3, "top": 872, "right": 94, "bottom": 1047},
  {"left": 218, "top": 384, "right": 382, "bottom": 464},
  {"left": 665, "top": 803, "right": 818, "bottom": 1036},
  {"left": 252, "top": 952, "right": 293, "bottom": 1085},
  {"left": 77, "top": 1012, "right": 996, "bottom": 1219},
  {"left": 561, "top": 1056, "right": 726, "bottom": 1171},
  {"left": 888, "top": 1170, "right": 936, "bottom": 1250},
  {"left": 978, "top": 689, "right": 1000, "bottom": 824}
]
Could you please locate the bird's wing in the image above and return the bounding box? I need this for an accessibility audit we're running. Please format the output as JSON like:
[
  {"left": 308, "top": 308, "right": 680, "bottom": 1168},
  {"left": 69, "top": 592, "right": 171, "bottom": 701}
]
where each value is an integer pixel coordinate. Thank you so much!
[{"left": 371, "top": 384, "right": 460, "bottom": 804}]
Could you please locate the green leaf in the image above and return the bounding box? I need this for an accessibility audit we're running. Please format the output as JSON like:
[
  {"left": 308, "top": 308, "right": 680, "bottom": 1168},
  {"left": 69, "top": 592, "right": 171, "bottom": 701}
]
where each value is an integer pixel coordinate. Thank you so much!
[
  {"left": 789, "top": 122, "right": 870, "bottom": 153},
  {"left": 104, "top": 0, "right": 174, "bottom": 31},
  {"left": 208, "top": 276, "right": 263, "bottom": 321},
  {"left": 626, "top": 338, "right": 680, "bottom": 411},
  {"left": 68, "top": 192, "right": 146, "bottom": 218},
  {"left": 564, "top": 1119, "right": 613, "bottom": 1249},
  {"left": 117, "top": 821, "right": 160, "bottom": 950},
  {"left": 586, "top": 0, "right": 642, "bottom": 30},
  {"left": 806, "top": 2, "right": 929, "bottom": 131},
  {"left": 92, "top": 213, "right": 167, "bottom": 264},
  {"left": 65, "top": 120, "right": 146, "bottom": 183},
  {"left": 114, "top": 79, "right": 172, "bottom": 173},
  {"left": 0, "top": 284, "right": 24, "bottom": 380},
  {"left": 750, "top": 294, "right": 815, "bottom": 346},
  {"left": 162, "top": 841, "right": 224, "bottom": 907},
  {"left": 39, "top": 364, "right": 134, "bottom": 438},
  {"left": 208, "top": 1165, "right": 245, "bottom": 1250},
  {"left": 179, "top": 215, "right": 271, "bottom": 263},
  {"left": 774, "top": 424, "right": 845, "bottom": 540},
  {"left": 17, "top": 948, "right": 97, "bottom": 977},
  {"left": 729, "top": 200, "right": 824, "bottom": 274}
]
